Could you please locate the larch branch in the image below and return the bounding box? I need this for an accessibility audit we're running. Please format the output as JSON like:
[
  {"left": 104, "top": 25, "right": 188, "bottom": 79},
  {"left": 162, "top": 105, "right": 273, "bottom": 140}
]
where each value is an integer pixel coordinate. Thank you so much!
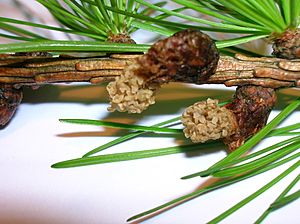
[{"left": 0, "top": 53, "right": 299, "bottom": 89}]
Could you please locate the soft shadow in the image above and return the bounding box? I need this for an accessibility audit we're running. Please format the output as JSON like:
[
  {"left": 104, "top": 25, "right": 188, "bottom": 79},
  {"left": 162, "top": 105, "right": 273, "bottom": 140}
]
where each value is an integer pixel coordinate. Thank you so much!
[
  {"left": 19, "top": 83, "right": 300, "bottom": 113},
  {"left": 57, "top": 131, "right": 108, "bottom": 137},
  {"left": 129, "top": 176, "right": 224, "bottom": 224},
  {"left": 23, "top": 84, "right": 300, "bottom": 139},
  {"left": 21, "top": 84, "right": 300, "bottom": 114},
  {"left": 275, "top": 89, "right": 300, "bottom": 110},
  {"left": 104, "top": 83, "right": 234, "bottom": 119},
  {"left": 40, "top": 83, "right": 234, "bottom": 138},
  {"left": 184, "top": 142, "right": 225, "bottom": 158},
  {"left": 0, "top": 205, "right": 86, "bottom": 224},
  {"left": 128, "top": 142, "right": 261, "bottom": 224},
  {"left": 22, "top": 83, "right": 234, "bottom": 107},
  {"left": 129, "top": 141, "right": 227, "bottom": 223},
  {"left": 22, "top": 84, "right": 109, "bottom": 104}
]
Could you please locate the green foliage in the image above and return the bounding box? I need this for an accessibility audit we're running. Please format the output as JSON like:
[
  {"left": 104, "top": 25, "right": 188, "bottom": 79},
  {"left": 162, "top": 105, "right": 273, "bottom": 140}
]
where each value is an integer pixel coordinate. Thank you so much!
[
  {"left": 195, "top": 98, "right": 300, "bottom": 178},
  {"left": 0, "top": 40, "right": 149, "bottom": 53},
  {"left": 255, "top": 174, "right": 300, "bottom": 223},
  {"left": 59, "top": 118, "right": 182, "bottom": 133},
  {"left": 127, "top": 153, "right": 299, "bottom": 222},
  {"left": 0, "top": 1, "right": 299, "bottom": 223},
  {"left": 53, "top": 98, "right": 300, "bottom": 223},
  {"left": 82, "top": 116, "right": 181, "bottom": 157},
  {"left": 130, "top": 0, "right": 300, "bottom": 47},
  {"left": 51, "top": 142, "right": 223, "bottom": 168},
  {"left": 1, "top": 0, "right": 299, "bottom": 51},
  {"left": 0, "top": 0, "right": 143, "bottom": 41},
  {"left": 207, "top": 160, "right": 300, "bottom": 224}
]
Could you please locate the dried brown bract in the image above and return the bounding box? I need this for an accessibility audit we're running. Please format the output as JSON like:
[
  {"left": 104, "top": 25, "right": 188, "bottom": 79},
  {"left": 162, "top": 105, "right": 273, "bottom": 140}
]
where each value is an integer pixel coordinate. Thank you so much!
[
  {"left": 137, "top": 29, "right": 219, "bottom": 85},
  {"left": 107, "top": 33, "right": 136, "bottom": 44},
  {"left": 223, "top": 86, "right": 277, "bottom": 151},
  {"left": 182, "top": 99, "right": 237, "bottom": 143},
  {"left": 107, "top": 29, "right": 219, "bottom": 113},
  {"left": 272, "top": 29, "right": 300, "bottom": 59},
  {"left": 182, "top": 86, "right": 277, "bottom": 151},
  {"left": 0, "top": 84, "right": 23, "bottom": 126}
]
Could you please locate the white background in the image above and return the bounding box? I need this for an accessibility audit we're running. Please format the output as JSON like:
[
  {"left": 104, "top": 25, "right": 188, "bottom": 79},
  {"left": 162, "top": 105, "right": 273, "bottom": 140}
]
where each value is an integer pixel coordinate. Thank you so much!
[
  {"left": 1, "top": 1, "right": 300, "bottom": 223},
  {"left": 1, "top": 83, "right": 299, "bottom": 224}
]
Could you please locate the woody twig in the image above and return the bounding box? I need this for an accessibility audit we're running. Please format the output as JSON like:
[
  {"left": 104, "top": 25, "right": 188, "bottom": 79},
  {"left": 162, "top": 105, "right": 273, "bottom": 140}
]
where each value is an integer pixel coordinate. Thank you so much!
[
  {"left": 0, "top": 52, "right": 300, "bottom": 126},
  {"left": 0, "top": 53, "right": 299, "bottom": 88}
]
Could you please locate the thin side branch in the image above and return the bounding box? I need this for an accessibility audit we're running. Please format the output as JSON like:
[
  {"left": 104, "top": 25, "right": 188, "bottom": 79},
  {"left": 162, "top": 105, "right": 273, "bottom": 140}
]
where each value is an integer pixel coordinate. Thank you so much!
[{"left": 0, "top": 53, "right": 299, "bottom": 89}]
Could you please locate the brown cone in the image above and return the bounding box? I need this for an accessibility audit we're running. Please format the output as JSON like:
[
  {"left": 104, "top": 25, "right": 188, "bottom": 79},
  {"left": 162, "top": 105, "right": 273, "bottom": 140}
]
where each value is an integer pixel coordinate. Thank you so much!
[{"left": 272, "top": 29, "right": 300, "bottom": 59}]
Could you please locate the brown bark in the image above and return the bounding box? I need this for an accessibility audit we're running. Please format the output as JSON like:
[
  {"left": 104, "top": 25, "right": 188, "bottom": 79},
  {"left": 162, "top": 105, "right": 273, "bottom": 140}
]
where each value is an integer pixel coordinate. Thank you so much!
[
  {"left": 0, "top": 53, "right": 299, "bottom": 89},
  {"left": 0, "top": 52, "right": 300, "bottom": 127}
]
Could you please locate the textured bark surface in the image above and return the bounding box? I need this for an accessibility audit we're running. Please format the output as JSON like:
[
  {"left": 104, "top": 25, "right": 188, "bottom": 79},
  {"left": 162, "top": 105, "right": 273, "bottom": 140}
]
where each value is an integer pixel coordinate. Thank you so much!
[
  {"left": 0, "top": 50, "right": 300, "bottom": 127},
  {"left": 0, "top": 53, "right": 135, "bottom": 88},
  {"left": 0, "top": 53, "right": 299, "bottom": 88}
]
